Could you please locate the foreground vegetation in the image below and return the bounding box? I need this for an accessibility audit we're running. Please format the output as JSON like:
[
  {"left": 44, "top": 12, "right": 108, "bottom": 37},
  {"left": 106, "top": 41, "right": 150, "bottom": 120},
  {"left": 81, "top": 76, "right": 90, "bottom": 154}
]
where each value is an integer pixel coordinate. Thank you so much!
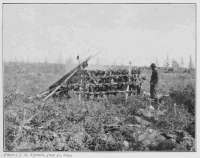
[{"left": 3, "top": 62, "right": 195, "bottom": 151}]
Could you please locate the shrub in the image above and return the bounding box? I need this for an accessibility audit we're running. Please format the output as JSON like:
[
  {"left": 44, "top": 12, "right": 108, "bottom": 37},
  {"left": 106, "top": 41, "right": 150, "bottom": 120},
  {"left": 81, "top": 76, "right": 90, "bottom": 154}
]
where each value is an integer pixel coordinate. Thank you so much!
[{"left": 169, "top": 83, "right": 195, "bottom": 115}]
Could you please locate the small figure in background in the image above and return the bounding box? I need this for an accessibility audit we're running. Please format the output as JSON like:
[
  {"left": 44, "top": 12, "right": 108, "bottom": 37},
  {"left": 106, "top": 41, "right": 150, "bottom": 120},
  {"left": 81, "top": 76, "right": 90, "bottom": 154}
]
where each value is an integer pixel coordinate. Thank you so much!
[{"left": 150, "top": 63, "right": 159, "bottom": 102}]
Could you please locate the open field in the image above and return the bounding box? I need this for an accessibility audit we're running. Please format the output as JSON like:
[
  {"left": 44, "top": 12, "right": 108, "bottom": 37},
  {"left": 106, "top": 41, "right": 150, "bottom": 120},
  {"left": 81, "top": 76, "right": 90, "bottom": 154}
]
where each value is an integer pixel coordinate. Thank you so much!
[{"left": 3, "top": 62, "right": 195, "bottom": 151}]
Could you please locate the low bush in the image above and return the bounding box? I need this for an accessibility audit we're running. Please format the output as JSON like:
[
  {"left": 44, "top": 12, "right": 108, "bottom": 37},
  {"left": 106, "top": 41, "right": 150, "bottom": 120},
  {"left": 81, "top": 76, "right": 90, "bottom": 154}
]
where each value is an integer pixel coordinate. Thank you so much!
[{"left": 169, "top": 83, "right": 195, "bottom": 115}]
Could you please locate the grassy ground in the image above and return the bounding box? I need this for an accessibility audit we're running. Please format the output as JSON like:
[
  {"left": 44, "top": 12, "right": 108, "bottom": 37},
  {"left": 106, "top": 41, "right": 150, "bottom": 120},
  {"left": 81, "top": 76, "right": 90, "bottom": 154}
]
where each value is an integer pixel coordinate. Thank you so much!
[{"left": 3, "top": 62, "right": 195, "bottom": 151}]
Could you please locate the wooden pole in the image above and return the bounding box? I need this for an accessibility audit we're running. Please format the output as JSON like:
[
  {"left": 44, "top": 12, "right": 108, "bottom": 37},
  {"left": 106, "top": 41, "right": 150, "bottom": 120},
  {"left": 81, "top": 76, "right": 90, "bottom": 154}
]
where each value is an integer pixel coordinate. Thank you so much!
[
  {"left": 43, "top": 69, "right": 78, "bottom": 101},
  {"left": 79, "top": 73, "right": 83, "bottom": 102},
  {"left": 174, "top": 103, "right": 177, "bottom": 115},
  {"left": 125, "top": 61, "right": 132, "bottom": 102}
]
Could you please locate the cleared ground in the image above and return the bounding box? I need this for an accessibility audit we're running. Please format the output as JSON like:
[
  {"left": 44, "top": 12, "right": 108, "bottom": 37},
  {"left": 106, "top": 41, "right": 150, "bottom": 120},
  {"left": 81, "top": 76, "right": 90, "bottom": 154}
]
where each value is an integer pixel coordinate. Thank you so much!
[{"left": 3, "top": 62, "right": 195, "bottom": 151}]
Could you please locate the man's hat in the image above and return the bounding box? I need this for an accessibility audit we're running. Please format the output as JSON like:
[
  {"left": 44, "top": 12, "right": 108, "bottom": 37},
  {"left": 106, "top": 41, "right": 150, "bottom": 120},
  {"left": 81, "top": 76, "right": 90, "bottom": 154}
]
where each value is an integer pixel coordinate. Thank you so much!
[{"left": 150, "top": 63, "right": 156, "bottom": 68}]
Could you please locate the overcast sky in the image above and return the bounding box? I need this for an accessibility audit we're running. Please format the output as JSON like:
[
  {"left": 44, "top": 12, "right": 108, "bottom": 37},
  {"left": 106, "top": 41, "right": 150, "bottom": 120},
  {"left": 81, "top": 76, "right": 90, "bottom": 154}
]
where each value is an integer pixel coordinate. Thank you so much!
[{"left": 3, "top": 4, "right": 195, "bottom": 66}]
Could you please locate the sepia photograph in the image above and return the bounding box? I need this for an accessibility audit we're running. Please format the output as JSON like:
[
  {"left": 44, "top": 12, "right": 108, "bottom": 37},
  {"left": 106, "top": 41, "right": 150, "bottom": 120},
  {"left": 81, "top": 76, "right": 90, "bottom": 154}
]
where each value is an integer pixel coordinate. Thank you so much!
[{"left": 2, "top": 2, "right": 196, "bottom": 152}]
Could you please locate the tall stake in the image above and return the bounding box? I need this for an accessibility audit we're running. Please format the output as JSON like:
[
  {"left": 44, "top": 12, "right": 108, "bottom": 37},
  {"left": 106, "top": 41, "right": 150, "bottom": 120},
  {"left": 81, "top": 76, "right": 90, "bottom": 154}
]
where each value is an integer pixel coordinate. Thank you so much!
[
  {"left": 79, "top": 71, "right": 83, "bottom": 102},
  {"left": 125, "top": 61, "right": 132, "bottom": 102}
]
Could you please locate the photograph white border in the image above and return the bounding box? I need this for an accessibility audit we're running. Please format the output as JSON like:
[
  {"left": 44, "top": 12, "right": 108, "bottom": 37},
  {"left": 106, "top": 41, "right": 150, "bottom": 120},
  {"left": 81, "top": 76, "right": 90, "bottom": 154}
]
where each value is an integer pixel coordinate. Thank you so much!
[{"left": 0, "top": 0, "right": 199, "bottom": 158}]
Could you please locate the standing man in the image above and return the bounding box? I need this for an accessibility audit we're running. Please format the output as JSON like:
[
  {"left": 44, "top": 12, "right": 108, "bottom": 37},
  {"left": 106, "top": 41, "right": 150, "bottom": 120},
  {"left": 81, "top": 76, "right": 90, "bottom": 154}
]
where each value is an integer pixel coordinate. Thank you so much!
[{"left": 150, "top": 63, "right": 158, "bottom": 102}]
